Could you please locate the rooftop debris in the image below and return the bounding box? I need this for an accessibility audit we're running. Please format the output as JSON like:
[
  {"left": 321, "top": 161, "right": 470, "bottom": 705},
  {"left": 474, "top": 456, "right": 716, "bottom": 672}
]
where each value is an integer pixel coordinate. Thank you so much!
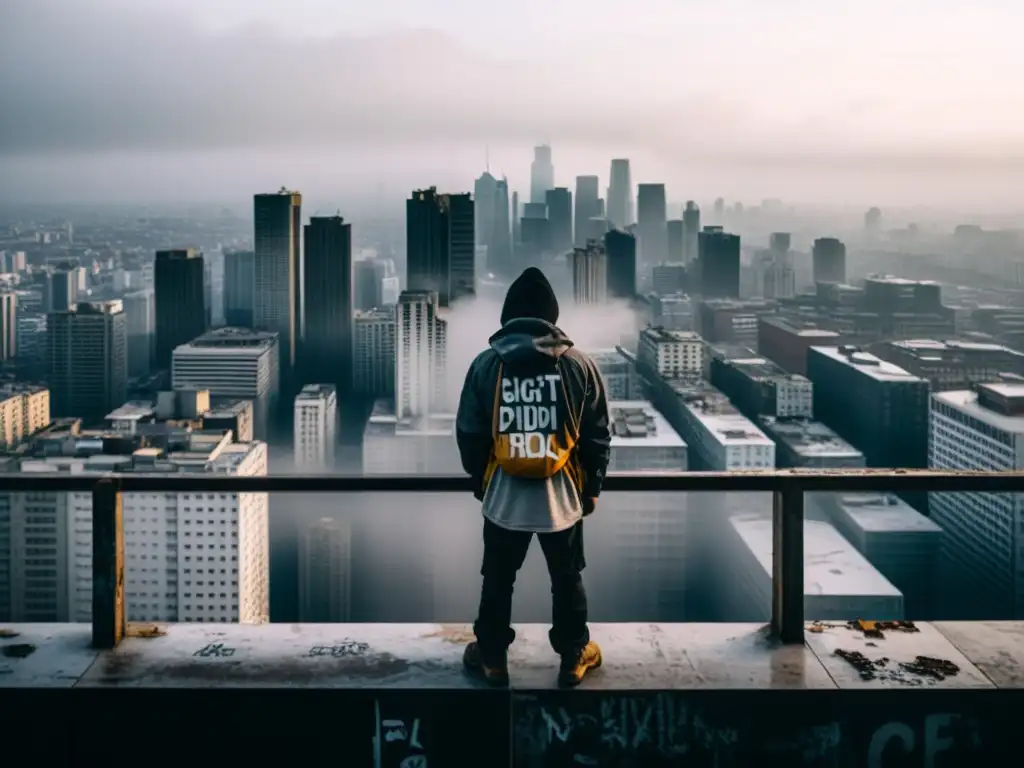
[
  {"left": 1, "top": 643, "right": 36, "bottom": 659},
  {"left": 847, "top": 619, "right": 919, "bottom": 639},
  {"left": 901, "top": 656, "right": 960, "bottom": 680},
  {"left": 834, "top": 648, "right": 960, "bottom": 683},
  {"left": 0, "top": 629, "right": 20, "bottom": 639},
  {"left": 834, "top": 649, "right": 888, "bottom": 680},
  {"left": 127, "top": 624, "right": 166, "bottom": 639}
]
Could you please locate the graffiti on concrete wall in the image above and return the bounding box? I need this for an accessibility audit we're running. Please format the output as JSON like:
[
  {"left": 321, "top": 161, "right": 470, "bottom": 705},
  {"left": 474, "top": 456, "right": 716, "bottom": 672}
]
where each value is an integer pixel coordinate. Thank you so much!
[
  {"left": 865, "top": 713, "right": 982, "bottom": 767},
  {"left": 515, "top": 694, "right": 988, "bottom": 766},
  {"left": 515, "top": 693, "right": 740, "bottom": 765},
  {"left": 374, "top": 700, "right": 430, "bottom": 768}
]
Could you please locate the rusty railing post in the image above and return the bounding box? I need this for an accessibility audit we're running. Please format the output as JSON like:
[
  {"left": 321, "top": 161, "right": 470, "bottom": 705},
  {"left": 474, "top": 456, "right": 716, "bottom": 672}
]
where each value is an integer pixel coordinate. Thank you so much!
[
  {"left": 771, "top": 482, "right": 804, "bottom": 644},
  {"left": 92, "top": 476, "right": 125, "bottom": 649}
]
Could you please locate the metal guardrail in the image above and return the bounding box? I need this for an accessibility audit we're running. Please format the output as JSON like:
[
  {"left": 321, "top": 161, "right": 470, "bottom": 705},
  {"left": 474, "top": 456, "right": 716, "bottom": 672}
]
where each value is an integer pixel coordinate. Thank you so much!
[{"left": 3, "top": 468, "right": 1024, "bottom": 650}]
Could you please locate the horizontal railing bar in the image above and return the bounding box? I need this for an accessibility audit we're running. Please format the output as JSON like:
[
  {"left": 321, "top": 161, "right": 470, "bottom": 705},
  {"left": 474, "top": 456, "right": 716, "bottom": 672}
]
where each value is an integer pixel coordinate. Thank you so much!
[{"left": 2, "top": 469, "right": 1024, "bottom": 493}]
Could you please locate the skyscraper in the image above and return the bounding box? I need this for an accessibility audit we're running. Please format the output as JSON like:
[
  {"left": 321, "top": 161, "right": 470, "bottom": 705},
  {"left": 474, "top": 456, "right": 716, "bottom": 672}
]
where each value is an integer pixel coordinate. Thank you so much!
[
  {"left": 224, "top": 249, "right": 255, "bottom": 327},
  {"left": 530, "top": 145, "right": 554, "bottom": 204},
  {"left": 254, "top": 188, "right": 302, "bottom": 374},
  {"left": 46, "top": 266, "right": 78, "bottom": 313},
  {"left": 697, "top": 228, "right": 741, "bottom": 299},
  {"left": 406, "top": 188, "right": 475, "bottom": 307},
  {"left": 395, "top": 290, "right": 447, "bottom": 418},
  {"left": 683, "top": 201, "right": 701, "bottom": 264},
  {"left": 636, "top": 183, "right": 668, "bottom": 266},
  {"left": 46, "top": 300, "right": 127, "bottom": 423},
  {"left": 605, "top": 229, "right": 637, "bottom": 301},
  {"left": 0, "top": 292, "right": 16, "bottom": 362},
  {"left": 298, "top": 517, "right": 352, "bottom": 622},
  {"left": 574, "top": 176, "right": 602, "bottom": 247},
  {"left": 354, "top": 259, "right": 387, "bottom": 311},
  {"left": 813, "top": 238, "right": 847, "bottom": 284},
  {"left": 545, "top": 187, "right": 573, "bottom": 254},
  {"left": 607, "top": 159, "right": 633, "bottom": 229},
  {"left": 293, "top": 383, "right": 337, "bottom": 471},
  {"left": 447, "top": 193, "right": 476, "bottom": 304},
  {"left": 511, "top": 191, "right": 521, "bottom": 252},
  {"left": 303, "top": 215, "right": 353, "bottom": 391},
  {"left": 572, "top": 242, "right": 608, "bottom": 305},
  {"left": 155, "top": 248, "right": 206, "bottom": 369},
  {"left": 491, "top": 178, "right": 512, "bottom": 275},
  {"left": 123, "top": 289, "right": 155, "bottom": 378},
  {"left": 474, "top": 171, "right": 499, "bottom": 250},
  {"left": 667, "top": 220, "right": 684, "bottom": 263}
]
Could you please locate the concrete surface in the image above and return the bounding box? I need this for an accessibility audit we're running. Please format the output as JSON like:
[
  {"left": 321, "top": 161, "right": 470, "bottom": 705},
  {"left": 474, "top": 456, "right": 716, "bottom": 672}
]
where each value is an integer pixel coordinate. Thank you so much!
[{"left": 2, "top": 620, "right": 1023, "bottom": 766}]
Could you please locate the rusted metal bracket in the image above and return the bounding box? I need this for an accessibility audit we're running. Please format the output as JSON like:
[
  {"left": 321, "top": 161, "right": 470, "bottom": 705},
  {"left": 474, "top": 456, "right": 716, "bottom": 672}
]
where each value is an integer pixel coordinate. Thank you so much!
[
  {"left": 771, "top": 484, "right": 804, "bottom": 644},
  {"left": 92, "top": 475, "right": 125, "bottom": 649}
]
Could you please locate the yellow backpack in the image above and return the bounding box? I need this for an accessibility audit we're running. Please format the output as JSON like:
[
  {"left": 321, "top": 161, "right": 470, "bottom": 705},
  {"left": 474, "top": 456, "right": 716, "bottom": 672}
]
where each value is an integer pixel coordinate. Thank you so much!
[{"left": 484, "top": 359, "right": 585, "bottom": 484}]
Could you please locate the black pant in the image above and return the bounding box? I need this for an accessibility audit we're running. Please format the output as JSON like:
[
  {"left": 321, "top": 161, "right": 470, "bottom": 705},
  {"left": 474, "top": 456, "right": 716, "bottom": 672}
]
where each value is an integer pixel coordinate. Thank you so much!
[{"left": 473, "top": 518, "right": 589, "bottom": 659}]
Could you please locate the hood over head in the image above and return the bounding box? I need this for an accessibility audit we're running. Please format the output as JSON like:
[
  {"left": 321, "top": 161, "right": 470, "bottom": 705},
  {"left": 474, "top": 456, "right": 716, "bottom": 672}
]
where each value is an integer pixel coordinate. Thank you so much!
[
  {"left": 491, "top": 267, "right": 571, "bottom": 364},
  {"left": 501, "top": 267, "right": 559, "bottom": 326}
]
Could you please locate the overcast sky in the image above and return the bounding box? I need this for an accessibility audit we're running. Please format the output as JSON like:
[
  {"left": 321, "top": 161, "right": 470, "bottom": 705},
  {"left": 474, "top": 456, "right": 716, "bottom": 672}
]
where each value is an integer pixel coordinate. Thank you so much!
[{"left": 1, "top": 0, "right": 1022, "bottom": 208}]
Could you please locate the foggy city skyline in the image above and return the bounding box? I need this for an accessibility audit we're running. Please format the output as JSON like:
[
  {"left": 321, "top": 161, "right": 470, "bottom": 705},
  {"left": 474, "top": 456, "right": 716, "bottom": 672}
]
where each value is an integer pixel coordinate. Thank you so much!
[{"left": 3, "top": 0, "right": 1024, "bottom": 211}]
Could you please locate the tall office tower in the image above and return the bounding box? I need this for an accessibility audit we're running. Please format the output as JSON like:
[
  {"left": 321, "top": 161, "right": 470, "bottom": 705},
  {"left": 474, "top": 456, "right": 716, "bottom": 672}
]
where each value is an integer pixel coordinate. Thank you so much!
[
  {"left": 254, "top": 188, "right": 302, "bottom": 374},
  {"left": 682, "top": 201, "right": 701, "bottom": 264},
  {"left": 446, "top": 193, "right": 475, "bottom": 304},
  {"left": 224, "top": 249, "right": 255, "bottom": 327},
  {"left": 474, "top": 171, "right": 499, "bottom": 255},
  {"left": 0, "top": 292, "right": 16, "bottom": 361},
  {"left": 636, "top": 183, "right": 668, "bottom": 266},
  {"left": 293, "top": 383, "right": 337, "bottom": 470},
  {"left": 298, "top": 517, "right": 352, "bottom": 622},
  {"left": 754, "top": 250, "right": 796, "bottom": 299},
  {"left": 46, "top": 301, "right": 127, "bottom": 423},
  {"left": 607, "top": 159, "right": 633, "bottom": 229},
  {"left": 604, "top": 229, "right": 637, "bottom": 300},
  {"left": 406, "top": 188, "right": 475, "bottom": 308},
  {"left": 572, "top": 242, "right": 608, "bottom": 305},
  {"left": 0, "top": 436, "right": 269, "bottom": 623},
  {"left": 395, "top": 290, "right": 447, "bottom": 419},
  {"left": 865, "top": 207, "right": 882, "bottom": 240},
  {"left": 574, "top": 175, "right": 602, "bottom": 247},
  {"left": 353, "top": 259, "right": 386, "bottom": 311},
  {"left": 123, "top": 289, "right": 155, "bottom": 378},
  {"left": 697, "top": 228, "right": 741, "bottom": 298},
  {"left": 354, "top": 310, "right": 396, "bottom": 397},
  {"left": 807, "top": 347, "right": 929, "bottom": 470},
  {"left": 713, "top": 197, "right": 725, "bottom": 223},
  {"left": 154, "top": 248, "right": 207, "bottom": 369},
  {"left": 530, "top": 145, "right": 554, "bottom": 204},
  {"left": 173, "top": 328, "right": 280, "bottom": 440},
  {"left": 46, "top": 266, "right": 78, "bottom": 313},
  {"left": 812, "top": 237, "right": 847, "bottom": 284},
  {"left": 666, "top": 220, "right": 684, "bottom": 263},
  {"left": 930, "top": 384, "right": 1024, "bottom": 619},
  {"left": 490, "top": 178, "right": 512, "bottom": 275},
  {"left": 303, "top": 215, "right": 353, "bottom": 391},
  {"left": 584, "top": 216, "right": 611, "bottom": 244},
  {"left": 203, "top": 257, "right": 214, "bottom": 328},
  {"left": 545, "top": 187, "right": 573, "bottom": 254},
  {"left": 770, "top": 232, "right": 791, "bottom": 255},
  {"left": 511, "top": 190, "right": 521, "bottom": 251}
]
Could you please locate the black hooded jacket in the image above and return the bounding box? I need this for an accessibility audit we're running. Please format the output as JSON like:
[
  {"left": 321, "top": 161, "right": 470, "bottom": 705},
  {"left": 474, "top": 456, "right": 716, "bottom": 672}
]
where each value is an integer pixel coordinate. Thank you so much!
[{"left": 455, "top": 268, "right": 612, "bottom": 500}]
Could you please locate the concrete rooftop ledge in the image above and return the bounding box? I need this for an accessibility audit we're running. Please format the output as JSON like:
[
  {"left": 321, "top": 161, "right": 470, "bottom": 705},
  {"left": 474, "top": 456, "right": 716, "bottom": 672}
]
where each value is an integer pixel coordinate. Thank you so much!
[{"left": 3, "top": 621, "right": 1023, "bottom": 766}]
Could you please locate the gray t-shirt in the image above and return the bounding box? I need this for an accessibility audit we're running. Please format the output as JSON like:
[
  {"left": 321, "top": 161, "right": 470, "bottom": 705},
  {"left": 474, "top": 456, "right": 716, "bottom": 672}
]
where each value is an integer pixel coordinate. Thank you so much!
[{"left": 482, "top": 467, "right": 583, "bottom": 533}]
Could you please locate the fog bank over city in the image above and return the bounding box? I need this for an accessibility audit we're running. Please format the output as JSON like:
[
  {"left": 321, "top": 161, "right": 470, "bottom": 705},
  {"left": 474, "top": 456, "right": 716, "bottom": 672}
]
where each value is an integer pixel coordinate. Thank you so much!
[{"left": 3, "top": 0, "right": 1024, "bottom": 207}]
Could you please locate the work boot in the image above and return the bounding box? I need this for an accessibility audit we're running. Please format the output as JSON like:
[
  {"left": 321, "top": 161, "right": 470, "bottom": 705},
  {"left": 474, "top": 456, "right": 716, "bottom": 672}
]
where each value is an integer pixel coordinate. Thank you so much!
[
  {"left": 558, "top": 641, "right": 602, "bottom": 687},
  {"left": 462, "top": 642, "right": 510, "bottom": 687}
]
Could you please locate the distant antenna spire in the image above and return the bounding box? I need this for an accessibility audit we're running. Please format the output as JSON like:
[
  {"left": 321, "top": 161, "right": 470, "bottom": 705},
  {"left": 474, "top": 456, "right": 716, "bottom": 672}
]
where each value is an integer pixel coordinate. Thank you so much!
[{"left": 485, "top": 144, "right": 490, "bottom": 173}]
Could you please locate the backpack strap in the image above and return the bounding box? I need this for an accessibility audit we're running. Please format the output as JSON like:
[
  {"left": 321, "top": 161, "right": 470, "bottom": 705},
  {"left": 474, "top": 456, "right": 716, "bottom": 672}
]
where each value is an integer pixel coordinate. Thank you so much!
[
  {"left": 557, "top": 356, "right": 586, "bottom": 442},
  {"left": 490, "top": 361, "right": 504, "bottom": 440}
]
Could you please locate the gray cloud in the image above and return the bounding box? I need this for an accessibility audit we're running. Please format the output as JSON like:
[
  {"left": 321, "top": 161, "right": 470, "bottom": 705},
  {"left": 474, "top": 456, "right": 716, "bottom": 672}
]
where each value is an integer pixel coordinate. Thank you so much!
[{"left": 2, "top": 1, "right": 1024, "bottom": 206}]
